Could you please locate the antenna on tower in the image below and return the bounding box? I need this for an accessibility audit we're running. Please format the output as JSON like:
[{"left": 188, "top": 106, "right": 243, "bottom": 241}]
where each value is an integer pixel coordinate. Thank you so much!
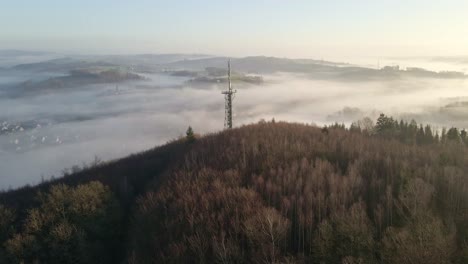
[{"left": 222, "top": 59, "right": 237, "bottom": 129}]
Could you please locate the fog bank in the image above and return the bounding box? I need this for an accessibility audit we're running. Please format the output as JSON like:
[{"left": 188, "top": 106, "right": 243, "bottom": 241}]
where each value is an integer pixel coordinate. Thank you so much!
[{"left": 1, "top": 55, "right": 468, "bottom": 189}]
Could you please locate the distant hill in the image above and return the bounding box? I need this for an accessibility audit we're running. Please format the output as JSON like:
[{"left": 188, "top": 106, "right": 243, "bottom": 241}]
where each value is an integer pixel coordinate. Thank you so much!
[
  {"left": 99, "top": 53, "right": 212, "bottom": 65},
  {"left": 165, "top": 56, "right": 342, "bottom": 73},
  {"left": 8, "top": 68, "right": 144, "bottom": 97},
  {"left": 4, "top": 55, "right": 466, "bottom": 83},
  {"left": 12, "top": 57, "right": 116, "bottom": 72},
  {"left": 1, "top": 120, "right": 468, "bottom": 263},
  {"left": 164, "top": 55, "right": 466, "bottom": 80},
  {"left": 0, "top": 50, "right": 51, "bottom": 57}
]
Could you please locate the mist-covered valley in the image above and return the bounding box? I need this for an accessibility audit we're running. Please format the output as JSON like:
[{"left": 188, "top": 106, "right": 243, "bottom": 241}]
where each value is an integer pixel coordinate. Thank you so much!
[{"left": 1, "top": 51, "right": 468, "bottom": 189}]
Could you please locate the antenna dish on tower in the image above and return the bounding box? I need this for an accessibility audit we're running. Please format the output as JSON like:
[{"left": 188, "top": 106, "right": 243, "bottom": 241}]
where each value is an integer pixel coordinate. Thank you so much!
[{"left": 221, "top": 59, "right": 237, "bottom": 129}]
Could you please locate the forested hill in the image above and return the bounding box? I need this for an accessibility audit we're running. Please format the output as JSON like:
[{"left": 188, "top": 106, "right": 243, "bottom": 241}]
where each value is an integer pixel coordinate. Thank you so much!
[{"left": 2, "top": 118, "right": 468, "bottom": 263}]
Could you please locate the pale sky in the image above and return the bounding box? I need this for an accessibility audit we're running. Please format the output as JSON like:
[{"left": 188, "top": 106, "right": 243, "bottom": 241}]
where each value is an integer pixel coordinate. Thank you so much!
[{"left": 1, "top": 0, "right": 468, "bottom": 58}]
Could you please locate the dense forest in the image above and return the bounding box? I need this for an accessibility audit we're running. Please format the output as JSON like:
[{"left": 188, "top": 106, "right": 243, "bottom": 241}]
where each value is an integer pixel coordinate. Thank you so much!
[{"left": 2, "top": 114, "right": 468, "bottom": 263}]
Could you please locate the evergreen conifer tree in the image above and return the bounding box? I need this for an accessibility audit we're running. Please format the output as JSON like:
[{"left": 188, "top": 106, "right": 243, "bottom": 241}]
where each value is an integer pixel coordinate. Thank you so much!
[{"left": 186, "top": 126, "right": 196, "bottom": 143}]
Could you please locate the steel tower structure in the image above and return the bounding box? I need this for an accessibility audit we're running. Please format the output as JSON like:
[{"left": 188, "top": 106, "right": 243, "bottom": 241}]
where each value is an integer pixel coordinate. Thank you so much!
[{"left": 222, "top": 59, "right": 236, "bottom": 129}]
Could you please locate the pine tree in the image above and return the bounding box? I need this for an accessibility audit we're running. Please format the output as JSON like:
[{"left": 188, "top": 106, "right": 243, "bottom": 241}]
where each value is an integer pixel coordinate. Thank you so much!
[
  {"left": 376, "top": 114, "right": 396, "bottom": 137},
  {"left": 447, "top": 127, "right": 460, "bottom": 142},
  {"left": 416, "top": 125, "right": 425, "bottom": 145},
  {"left": 424, "top": 125, "right": 434, "bottom": 144},
  {"left": 186, "top": 126, "right": 196, "bottom": 143},
  {"left": 441, "top": 128, "right": 447, "bottom": 144}
]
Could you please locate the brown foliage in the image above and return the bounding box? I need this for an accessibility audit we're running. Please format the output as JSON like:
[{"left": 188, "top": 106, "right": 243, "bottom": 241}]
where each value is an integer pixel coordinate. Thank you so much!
[
  {"left": 126, "top": 122, "right": 468, "bottom": 262},
  {"left": 3, "top": 120, "right": 468, "bottom": 263}
]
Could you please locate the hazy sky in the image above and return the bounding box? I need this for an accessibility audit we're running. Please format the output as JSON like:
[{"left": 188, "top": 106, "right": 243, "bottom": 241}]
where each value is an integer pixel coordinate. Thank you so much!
[{"left": 1, "top": 0, "right": 468, "bottom": 58}]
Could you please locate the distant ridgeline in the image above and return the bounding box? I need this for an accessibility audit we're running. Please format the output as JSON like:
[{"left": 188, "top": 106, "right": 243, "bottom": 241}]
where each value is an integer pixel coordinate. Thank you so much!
[
  {"left": 2, "top": 115, "right": 468, "bottom": 263},
  {"left": 10, "top": 69, "right": 144, "bottom": 97},
  {"left": 167, "top": 67, "right": 264, "bottom": 85},
  {"left": 381, "top": 65, "right": 465, "bottom": 78}
]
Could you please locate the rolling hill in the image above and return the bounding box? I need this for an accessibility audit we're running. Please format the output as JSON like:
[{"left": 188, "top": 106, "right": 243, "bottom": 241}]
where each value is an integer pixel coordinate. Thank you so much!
[{"left": 1, "top": 119, "right": 468, "bottom": 263}]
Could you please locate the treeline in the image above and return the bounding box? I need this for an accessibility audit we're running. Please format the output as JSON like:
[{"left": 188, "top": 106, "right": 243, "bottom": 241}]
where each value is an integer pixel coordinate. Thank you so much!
[{"left": 347, "top": 113, "right": 468, "bottom": 146}]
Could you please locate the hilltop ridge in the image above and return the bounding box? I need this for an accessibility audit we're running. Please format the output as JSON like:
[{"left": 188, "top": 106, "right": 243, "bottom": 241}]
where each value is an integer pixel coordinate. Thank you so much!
[{"left": 1, "top": 120, "right": 468, "bottom": 263}]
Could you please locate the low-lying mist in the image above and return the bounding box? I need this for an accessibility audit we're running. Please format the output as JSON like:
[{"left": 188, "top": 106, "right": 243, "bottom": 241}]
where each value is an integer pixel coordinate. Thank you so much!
[{"left": 1, "top": 55, "right": 468, "bottom": 189}]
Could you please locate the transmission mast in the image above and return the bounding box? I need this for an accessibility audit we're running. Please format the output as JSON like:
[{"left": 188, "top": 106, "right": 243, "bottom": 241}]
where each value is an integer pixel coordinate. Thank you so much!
[{"left": 222, "top": 59, "right": 236, "bottom": 129}]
